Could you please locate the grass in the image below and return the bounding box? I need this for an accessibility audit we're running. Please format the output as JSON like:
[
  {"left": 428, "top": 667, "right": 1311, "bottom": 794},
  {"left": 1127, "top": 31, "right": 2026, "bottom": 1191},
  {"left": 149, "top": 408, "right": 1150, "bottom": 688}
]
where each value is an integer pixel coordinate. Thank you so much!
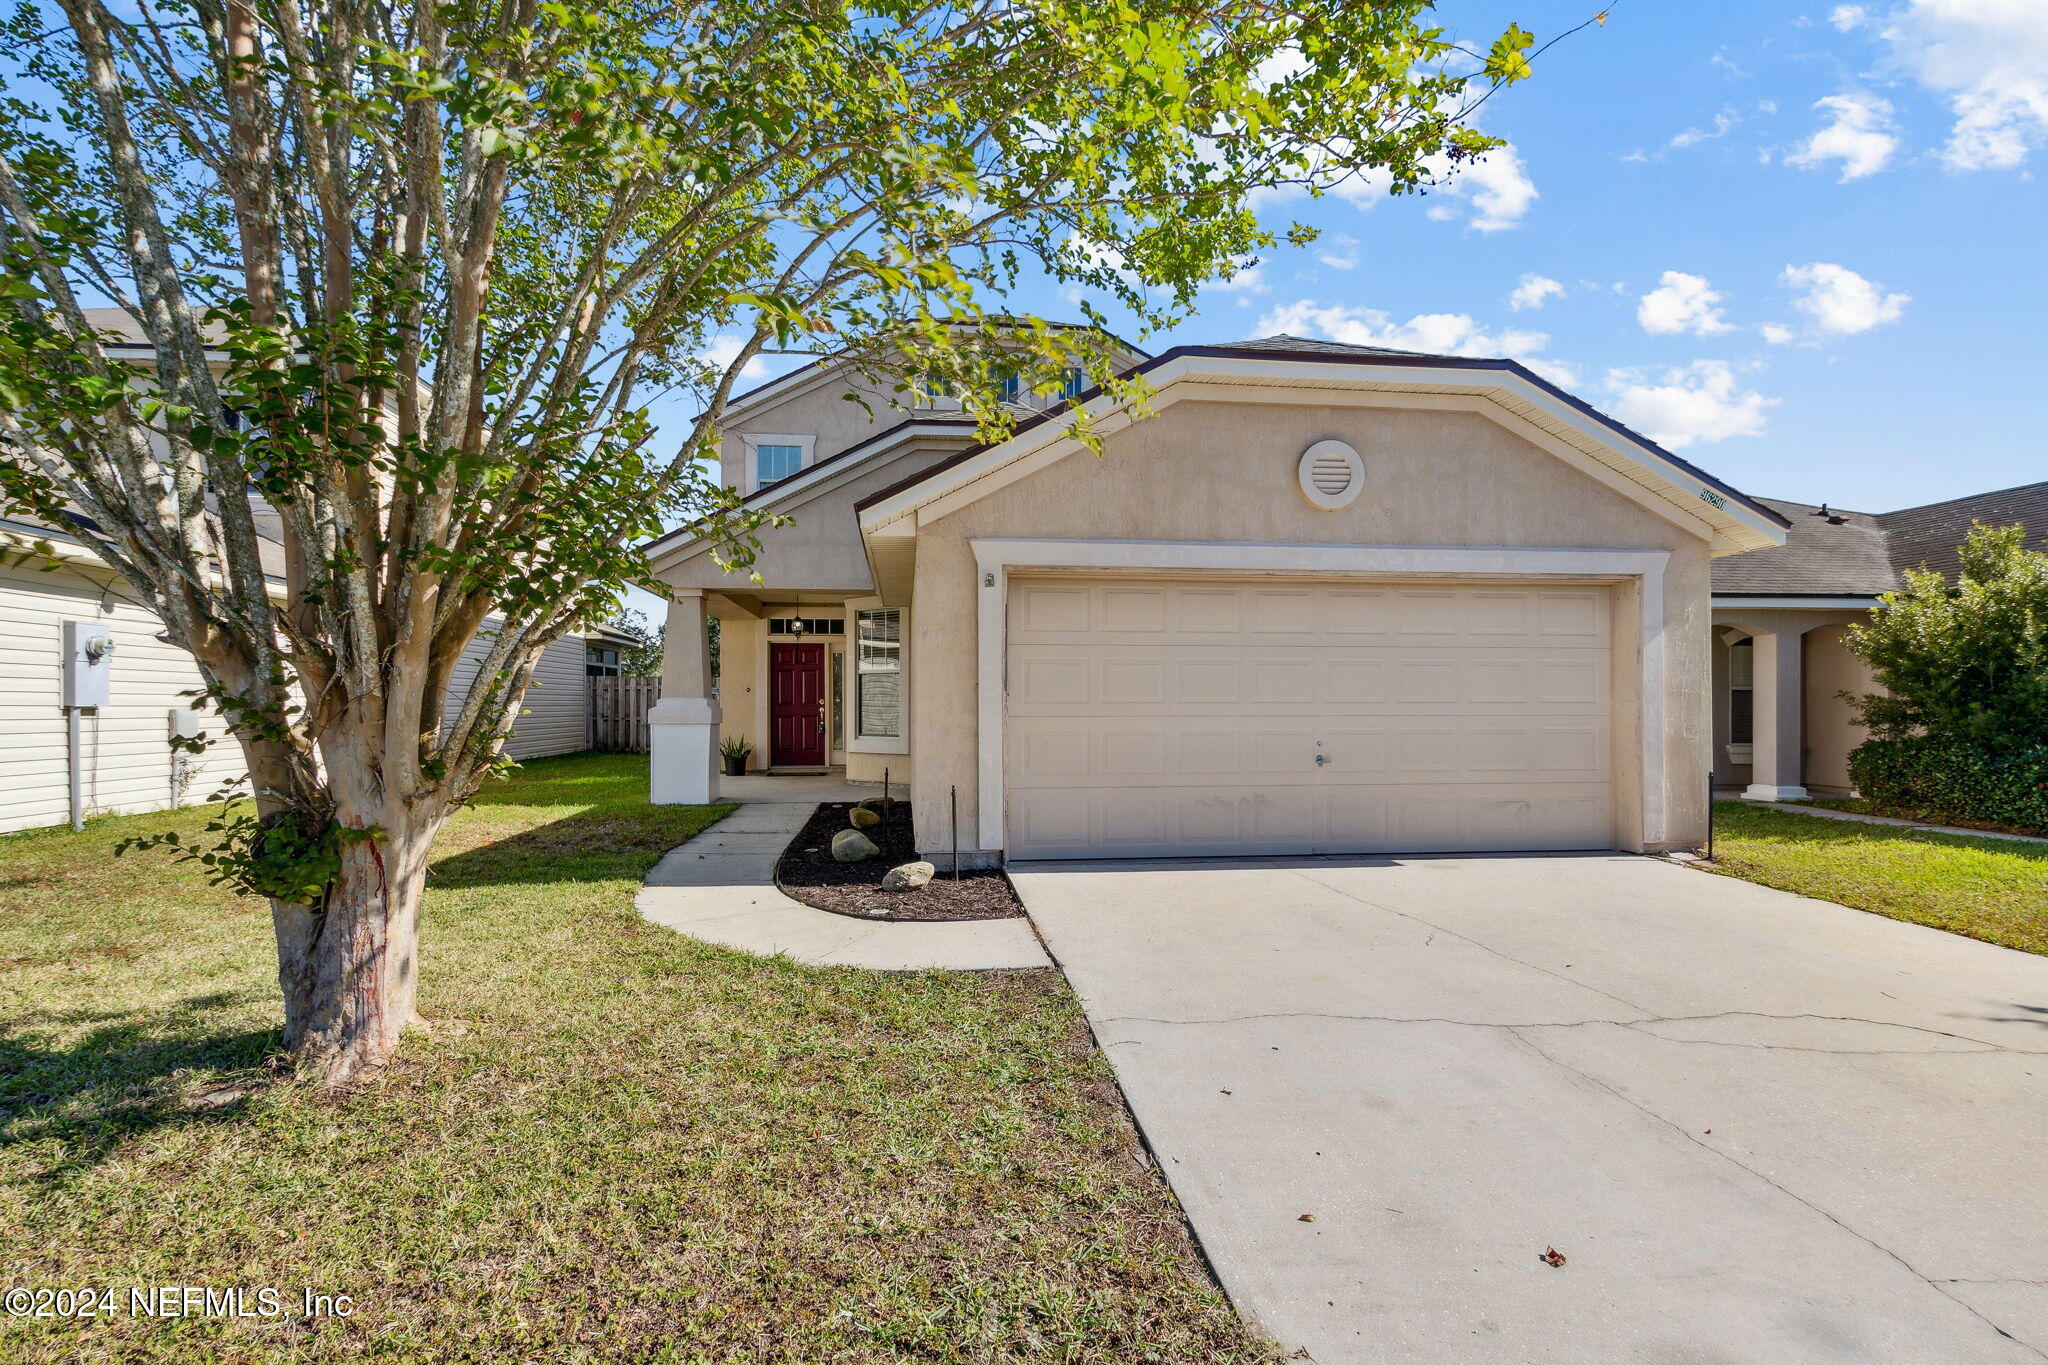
[
  {"left": 1792, "top": 794, "right": 2045, "bottom": 841},
  {"left": 0, "top": 753, "right": 1267, "bottom": 1364},
  {"left": 1706, "top": 800, "right": 2048, "bottom": 956}
]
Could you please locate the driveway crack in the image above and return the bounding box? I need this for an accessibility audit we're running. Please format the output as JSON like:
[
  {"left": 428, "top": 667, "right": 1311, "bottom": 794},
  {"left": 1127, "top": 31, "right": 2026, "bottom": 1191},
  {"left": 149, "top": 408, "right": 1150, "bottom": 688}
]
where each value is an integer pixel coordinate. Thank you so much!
[
  {"left": 1089, "top": 1010, "right": 2042, "bottom": 1056},
  {"left": 1504, "top": 1025, "right": 2048, "bottom": 1359},
  {"left": 1284, "top": 867, "right": 1654, "bottom": 1016}
]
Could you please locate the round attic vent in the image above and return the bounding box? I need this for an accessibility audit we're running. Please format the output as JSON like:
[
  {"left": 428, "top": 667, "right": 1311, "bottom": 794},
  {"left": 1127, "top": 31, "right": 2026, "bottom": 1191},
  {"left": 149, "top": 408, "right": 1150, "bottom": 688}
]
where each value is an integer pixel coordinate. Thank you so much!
[{"left": 1297, "top": 439, "right": 1364, "bottom": 510}]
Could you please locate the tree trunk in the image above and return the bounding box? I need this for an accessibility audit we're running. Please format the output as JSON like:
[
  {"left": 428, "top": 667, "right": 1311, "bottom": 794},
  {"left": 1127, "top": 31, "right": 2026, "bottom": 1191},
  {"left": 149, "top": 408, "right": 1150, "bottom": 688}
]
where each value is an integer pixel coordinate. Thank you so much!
[{"left": 269, "top": 809, "right": 439, "bottom": 1085}]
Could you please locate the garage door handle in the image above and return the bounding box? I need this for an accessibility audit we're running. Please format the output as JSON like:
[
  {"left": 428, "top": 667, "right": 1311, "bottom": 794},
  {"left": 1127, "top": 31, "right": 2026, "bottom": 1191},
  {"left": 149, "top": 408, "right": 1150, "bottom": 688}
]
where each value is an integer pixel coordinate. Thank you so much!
[{"left": 1315, "top": 754, "right": 1329, "bottom": 767}]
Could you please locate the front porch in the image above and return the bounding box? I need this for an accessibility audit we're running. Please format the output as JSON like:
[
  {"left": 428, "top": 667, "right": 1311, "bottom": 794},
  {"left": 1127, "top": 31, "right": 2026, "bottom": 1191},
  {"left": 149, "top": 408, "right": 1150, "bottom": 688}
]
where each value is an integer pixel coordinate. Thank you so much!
[{"left": 1710, "top": 606, "right": 1882, "bottom": 801}]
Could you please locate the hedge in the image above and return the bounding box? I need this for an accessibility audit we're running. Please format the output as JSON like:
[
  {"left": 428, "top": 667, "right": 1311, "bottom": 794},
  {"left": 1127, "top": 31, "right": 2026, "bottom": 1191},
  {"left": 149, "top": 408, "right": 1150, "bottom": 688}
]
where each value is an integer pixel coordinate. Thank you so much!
[{"left": 1848, "top": 738, "right": 2048, "bottom": 836}]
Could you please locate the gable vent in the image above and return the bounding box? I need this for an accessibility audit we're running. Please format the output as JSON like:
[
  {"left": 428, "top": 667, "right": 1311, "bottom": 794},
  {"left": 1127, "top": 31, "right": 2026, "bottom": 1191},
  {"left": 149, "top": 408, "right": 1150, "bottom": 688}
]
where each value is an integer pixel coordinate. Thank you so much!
[{"left": 1297, "top": 439, "right": 1364, "bottom": 510}]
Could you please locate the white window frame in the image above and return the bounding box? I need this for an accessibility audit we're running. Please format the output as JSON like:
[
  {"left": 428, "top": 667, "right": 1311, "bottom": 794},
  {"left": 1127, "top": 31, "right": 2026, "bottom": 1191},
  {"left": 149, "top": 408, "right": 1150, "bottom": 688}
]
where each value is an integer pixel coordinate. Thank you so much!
[
  {"left": 1726, "top": 636, "right": 1755, "bottom": 762},
  {"left": 849, "top": 598, "right": 909, "bottom": 754},
  {"left": 740, "top": 432, "right": 815, "bottom": 493}
]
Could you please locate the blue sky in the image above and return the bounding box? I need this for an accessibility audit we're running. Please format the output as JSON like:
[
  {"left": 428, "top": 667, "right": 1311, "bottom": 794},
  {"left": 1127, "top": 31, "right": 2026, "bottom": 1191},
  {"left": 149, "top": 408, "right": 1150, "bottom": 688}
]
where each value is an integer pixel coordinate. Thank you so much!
[{"left": 912, "top": 1, "right": 2046, "bottom": 517}]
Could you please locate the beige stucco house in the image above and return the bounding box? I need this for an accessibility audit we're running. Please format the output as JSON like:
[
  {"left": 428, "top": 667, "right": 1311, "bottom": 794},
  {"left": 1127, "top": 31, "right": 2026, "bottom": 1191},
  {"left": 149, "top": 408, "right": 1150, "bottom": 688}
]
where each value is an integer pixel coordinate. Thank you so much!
[
  {"left": 647, "top": 332, "right": 1795, "bottom": 862},
  {"left": 1710, "top": 480, "right": 2048, "bottom": 800}
]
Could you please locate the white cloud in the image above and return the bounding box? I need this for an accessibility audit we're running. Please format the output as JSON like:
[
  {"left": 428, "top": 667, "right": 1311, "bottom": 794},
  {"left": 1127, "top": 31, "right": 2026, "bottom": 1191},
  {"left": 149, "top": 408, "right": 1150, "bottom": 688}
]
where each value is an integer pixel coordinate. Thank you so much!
[
  {"left": 1670, "top": 108, "right": 1743, "bottom": 149},
  {"left": 1781, "top": 261, "right": 1910, "bottom": 335},
  {"left": 1256, "top": 300, "right": 1572, "bottom": 382},
  {"left": 1604, "top": 360, "right": 1777, "bottom": 448},
  {"left": 1786, "top": 91, "right": 1900, "bottom": 180},
  {"left": 1636, "top": 270, "right": 1735, "bottom": 336},
  {"left": 1507, "top": 274, "right": 1566, "bottom": 311},
  {"left": 703, "top": 334, "right": 769, "bottom": 381},
  {"left": 1830, "top": 4, "right": 1870, "bottom": 31},
  {"left": 1205, "top": 261, "right": 1268, "bottom": 297},
  {"left": 1450, "top": 144, "right": 1539, "bottom": 231},
  {"left": 1316, "top": 234, "right": 1360, "bottom": 270},
  {"left": 1760, "top": 322, "right": 1798, "bottom": 345},
  {"left": 1878, "top": 0, "right": 2048, "bottom": 171}
]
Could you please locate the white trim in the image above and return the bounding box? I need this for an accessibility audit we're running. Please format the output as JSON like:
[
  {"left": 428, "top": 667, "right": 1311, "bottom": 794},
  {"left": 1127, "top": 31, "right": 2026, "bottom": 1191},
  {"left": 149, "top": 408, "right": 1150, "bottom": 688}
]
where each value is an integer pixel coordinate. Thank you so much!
[
  {"left": 1712, "top": 596, "right": 1883, "bottom": 610},
  {"left": 1297, "top": 439, "right": 1365, "bottom": 510},
  {"left": 850, "top": 603, "right": 910, "bottom": 753},
  {"left": 866, "top": 354, "right": 1787, "bottom": 554},
  {"left": 740, "top": 432, "right": 816, "bottom": 494},
  {"left": 1743, "top": 784, "right": 1810, "bottom": 802},
  {"left": 971, "top": 538, "right": 1672, "bottom": 857}
]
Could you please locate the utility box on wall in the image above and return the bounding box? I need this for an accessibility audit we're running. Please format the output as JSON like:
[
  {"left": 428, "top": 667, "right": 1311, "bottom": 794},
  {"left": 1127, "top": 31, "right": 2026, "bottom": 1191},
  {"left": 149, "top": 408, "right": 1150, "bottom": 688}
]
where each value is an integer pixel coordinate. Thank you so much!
[{"left": 60, "top": 619, "right": 116, "bottom": 708}]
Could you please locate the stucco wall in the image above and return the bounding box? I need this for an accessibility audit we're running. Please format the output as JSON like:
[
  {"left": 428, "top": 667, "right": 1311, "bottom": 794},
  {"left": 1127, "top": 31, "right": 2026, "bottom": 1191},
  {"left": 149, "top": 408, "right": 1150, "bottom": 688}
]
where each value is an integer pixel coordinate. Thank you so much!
[
  {"left": 659, "top": 437, "right": 971, "bottom": 594},
  {"left": 1803, "top": 624, "right": 1879, "bottom": 793},
  {"left": 905, "top": 398, "right": 1717, "bottom": 857},
  {"left": 719, "top": 368, "right": 922, "bottom": 490}
]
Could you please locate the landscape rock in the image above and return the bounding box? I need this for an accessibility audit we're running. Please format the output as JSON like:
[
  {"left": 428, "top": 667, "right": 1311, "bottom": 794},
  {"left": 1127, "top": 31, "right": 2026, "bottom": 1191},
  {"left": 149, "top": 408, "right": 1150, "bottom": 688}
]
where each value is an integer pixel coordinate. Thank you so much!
[
  {"left": 858, "top": 795, "right": 901, "bottom": 816},
  {"left": 848, "top": 806, "right": 881, "bottom": 829},
  {"left": 881, "top": 860, "right": 935, "bottom": 891},
  {"left": 831, "top": 829, "right": 880, "bottom": 863}
]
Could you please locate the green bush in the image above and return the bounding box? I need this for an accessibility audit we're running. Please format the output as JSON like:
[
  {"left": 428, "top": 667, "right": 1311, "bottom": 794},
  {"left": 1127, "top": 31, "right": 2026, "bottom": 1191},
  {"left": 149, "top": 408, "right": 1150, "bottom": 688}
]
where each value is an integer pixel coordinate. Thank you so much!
[{"left": 1849, "top": 737, "right": 2048, "bottom": 835}]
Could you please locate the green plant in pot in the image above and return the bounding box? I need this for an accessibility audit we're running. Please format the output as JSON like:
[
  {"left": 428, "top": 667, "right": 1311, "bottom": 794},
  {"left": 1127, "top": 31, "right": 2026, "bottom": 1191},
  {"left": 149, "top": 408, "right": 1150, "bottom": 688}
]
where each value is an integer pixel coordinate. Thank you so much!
[{"left": 718, "top": 734, "right": 753, "bottom": 777}]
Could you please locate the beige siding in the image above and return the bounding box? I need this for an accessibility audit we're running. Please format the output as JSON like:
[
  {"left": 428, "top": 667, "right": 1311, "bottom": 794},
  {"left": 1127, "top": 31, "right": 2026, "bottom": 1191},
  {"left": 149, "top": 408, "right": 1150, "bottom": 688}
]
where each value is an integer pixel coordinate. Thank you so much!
[
  {"left": 2, "top": 567, "right": 594, "bottom": 834},
  {"left": 0, "top": 560, "right": 247, "bottom": 833},
  {"left": 1803, "top": 625, "right": 1879, "bottom": 793},
  {"left": 444, "top": 623, "right": 592, "bottom": 761}
]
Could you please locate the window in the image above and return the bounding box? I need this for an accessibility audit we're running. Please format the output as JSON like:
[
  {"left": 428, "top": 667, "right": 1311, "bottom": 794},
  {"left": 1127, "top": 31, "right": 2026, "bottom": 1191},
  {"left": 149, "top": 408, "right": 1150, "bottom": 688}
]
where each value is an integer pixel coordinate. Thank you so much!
[
  {"left": 755, "top": 443, "right": 804, "bottom": 483},
  {"left": 997, "top": 371, "right": 1022, "bottom": 403},
  {"left": 1060, "top": 367, "right": 1087, "bottom": 400},
  {"left": 855, "top": 608, "right": 902, "bottom": 740},
  {"left": 830, "top": 650, "right": 844, "bottom": 751},
  {"left": 586, "top": 646, "right": 620, "bottom": 678},
  {"left": 1728, "top": 638, "right": 1755, "bottom": 746},
  {"left": 743, "top": 433, "right": 814, "bottom": 490},
  {"left": 768, "top": 617, "right": 845, "bottom": 636}
]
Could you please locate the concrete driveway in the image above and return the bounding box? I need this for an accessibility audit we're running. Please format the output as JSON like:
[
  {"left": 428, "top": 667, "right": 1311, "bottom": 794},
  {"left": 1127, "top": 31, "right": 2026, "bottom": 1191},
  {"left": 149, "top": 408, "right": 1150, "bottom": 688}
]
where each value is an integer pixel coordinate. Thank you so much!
[{"left": 1010, "top": 853, "right": 2048, "bottom": 1364}]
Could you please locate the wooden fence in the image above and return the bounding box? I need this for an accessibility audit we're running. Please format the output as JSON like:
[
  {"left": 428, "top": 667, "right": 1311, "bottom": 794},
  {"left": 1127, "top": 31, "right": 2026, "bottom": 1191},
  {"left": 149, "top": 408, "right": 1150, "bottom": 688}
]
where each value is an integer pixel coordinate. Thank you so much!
[{"left": 589, "top": 675, "right": 658, "bottom": 753}]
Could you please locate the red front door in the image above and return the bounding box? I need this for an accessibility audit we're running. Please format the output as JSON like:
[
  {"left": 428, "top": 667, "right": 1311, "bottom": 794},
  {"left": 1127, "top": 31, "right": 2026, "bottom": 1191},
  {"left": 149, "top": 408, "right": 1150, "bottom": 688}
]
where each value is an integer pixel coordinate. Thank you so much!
[{"left": 769, "top": 642, "right": 827, "bottom": 767}]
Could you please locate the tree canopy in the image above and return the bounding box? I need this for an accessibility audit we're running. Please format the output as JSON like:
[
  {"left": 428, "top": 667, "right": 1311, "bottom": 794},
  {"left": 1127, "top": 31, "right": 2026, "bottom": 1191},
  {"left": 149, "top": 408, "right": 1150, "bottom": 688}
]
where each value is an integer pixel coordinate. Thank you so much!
[{"left": 0, "top": 0, "right": 1539, "bottom": 1080}]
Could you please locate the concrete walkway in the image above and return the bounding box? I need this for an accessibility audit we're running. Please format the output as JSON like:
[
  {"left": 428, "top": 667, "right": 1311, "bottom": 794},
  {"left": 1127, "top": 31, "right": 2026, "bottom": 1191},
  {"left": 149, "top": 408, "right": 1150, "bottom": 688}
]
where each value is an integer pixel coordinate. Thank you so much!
[
  {"left": 1738, "top": 796, "right": 2048, "bottom": 846},
  {"left": 636, "top": 802, "right": 1049, "bottom": 971},
  {"left": 1013, "top": 852, "right": 2048, "bottom": 1364}
]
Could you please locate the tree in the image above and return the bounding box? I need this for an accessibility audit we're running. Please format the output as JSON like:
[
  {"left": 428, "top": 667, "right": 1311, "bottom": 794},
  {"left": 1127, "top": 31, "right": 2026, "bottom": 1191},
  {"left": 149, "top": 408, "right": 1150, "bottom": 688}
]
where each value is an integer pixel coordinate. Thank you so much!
[
  {"left": 613, "top": 608, "right": 663, "bottom": 677},
  {"left": 0, "top": 0, "right": 1535, "bottom": 1082},
  {"left": 1846, "top": 523, "right": 2048, "bottom": 746}
]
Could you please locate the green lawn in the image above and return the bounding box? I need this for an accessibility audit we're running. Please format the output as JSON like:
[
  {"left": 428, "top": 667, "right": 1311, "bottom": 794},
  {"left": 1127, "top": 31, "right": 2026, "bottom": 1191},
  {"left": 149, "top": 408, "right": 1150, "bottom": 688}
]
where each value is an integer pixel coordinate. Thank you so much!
[
  {"left": 1707, "top": 800, "right": 2048, "bottom": 956},
  {"left": 0, "top": 753, "right": 1266, "bottom": 1364}
]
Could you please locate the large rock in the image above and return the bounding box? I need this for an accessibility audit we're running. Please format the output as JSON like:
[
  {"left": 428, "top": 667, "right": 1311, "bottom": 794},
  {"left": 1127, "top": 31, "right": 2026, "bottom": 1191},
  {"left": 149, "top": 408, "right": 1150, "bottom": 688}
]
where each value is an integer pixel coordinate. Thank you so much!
[
  {"left": 881, "top": 860, "right": 935, "bottom": 891},
  {"left": 858, "top": 795, "right": 902, "bottom": 816},
  {"left": 831, "top": 828, "right": 880, "bottom": 863},
  {"left": 848, "top": 806, "right": 881, "bottom": 829}
]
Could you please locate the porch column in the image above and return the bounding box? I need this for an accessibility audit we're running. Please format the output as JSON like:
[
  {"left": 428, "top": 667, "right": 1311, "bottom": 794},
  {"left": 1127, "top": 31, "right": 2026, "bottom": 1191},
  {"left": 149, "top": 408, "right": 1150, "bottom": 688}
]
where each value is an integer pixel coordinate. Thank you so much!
[
  {"left": 1744, "top": 624, "right": 1809, "bottom": 802},
  {"left": 650, "top": 590, "right": 720, "bottom": 804}
]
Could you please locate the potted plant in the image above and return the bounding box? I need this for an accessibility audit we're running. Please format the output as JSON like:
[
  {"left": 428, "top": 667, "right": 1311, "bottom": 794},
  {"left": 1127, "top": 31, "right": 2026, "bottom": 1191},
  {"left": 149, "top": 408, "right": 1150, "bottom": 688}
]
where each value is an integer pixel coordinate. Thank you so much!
[{"left": 718, "top": 734, "right": 752, "bottom": 777}]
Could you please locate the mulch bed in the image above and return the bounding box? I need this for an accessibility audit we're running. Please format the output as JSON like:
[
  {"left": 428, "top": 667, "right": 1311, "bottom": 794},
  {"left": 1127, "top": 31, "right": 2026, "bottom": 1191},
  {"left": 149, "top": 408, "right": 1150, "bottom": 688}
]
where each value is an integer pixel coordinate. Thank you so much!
[{"left": 774, "top": 801, "right": 1025, "bottom": 921}]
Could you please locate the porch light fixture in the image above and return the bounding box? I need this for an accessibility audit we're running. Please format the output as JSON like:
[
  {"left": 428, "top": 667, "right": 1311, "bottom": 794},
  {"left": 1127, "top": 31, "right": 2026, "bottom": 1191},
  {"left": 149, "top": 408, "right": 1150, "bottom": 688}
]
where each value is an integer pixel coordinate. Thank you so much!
[{"left": 785, "top": 617, "right": 807, "bottom": 637}]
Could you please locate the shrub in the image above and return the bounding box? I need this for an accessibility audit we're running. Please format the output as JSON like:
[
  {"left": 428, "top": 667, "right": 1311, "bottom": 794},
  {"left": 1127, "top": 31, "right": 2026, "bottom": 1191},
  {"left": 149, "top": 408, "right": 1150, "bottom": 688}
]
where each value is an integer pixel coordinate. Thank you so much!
[
  {"left": 1848, "top": 737, "right": 2048, "bottom": 835},
  {"left": 1845, "top": 523, "right": 2048, "bottom": 746}
]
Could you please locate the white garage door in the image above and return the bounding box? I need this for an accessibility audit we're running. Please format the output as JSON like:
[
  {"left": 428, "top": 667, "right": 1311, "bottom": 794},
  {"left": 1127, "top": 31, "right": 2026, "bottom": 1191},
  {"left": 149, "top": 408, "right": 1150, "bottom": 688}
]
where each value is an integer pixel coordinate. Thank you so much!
[{"left": 1004, "top": 577, "right": 1615, "bottom": 859}]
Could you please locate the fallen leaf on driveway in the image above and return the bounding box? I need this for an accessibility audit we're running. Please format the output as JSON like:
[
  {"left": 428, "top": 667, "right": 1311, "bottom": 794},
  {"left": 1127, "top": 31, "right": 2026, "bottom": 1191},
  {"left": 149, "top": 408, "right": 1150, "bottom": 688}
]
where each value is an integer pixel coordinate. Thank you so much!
[
  {"left": 1540, "top": 1247, "right": 1567, "bottom": 1267},
  {"left": 1298, "top": 1213, "right": 1316, "bottom": 1223}
]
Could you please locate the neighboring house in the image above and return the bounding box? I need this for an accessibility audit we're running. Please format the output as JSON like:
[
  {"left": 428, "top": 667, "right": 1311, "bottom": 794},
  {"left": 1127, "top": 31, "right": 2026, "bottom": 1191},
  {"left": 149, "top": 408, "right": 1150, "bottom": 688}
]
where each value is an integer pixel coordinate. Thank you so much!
[
  {"left": 0, "top": 510, "right": 616, "bottom": 833},
  {"left": 646, "top": 331, "right": 1790, "bottom": 862},
  {"left": 1709, "top": 481, "right": 2048, "bottom": 800},
  {"left": 1, "top": 303, "right": 628, "bottom": 832}
]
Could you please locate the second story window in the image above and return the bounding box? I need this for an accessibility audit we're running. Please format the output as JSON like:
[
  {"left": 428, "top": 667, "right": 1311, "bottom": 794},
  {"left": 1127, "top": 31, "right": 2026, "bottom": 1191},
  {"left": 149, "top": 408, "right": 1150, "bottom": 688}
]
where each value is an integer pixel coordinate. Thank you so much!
[
  {"left": 755, "top": 443, "right": 804, "bottom": 483},
  {"left": 1060, "top": 367, "right": 1087, "bottom": 400},
  {"left": 998, "top": 371, "right": 1022, "bottom": 403},
  {"left": 742, "top": 433, "right": 815, "bottom": 491}
]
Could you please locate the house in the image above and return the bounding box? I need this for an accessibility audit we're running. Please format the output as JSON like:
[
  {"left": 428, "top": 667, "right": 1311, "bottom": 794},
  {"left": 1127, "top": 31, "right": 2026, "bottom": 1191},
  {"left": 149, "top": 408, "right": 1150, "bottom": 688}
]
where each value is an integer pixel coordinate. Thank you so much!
[
  {"left": 0, "top": 307, "right": 625, "bottom": 833},
  {"left": 0, "top": 509, "right": 617, "bottom": 833},
  {"left": 1709, "top": 480, "right": 2048, "bottom": 800},
  {"left": 646, "top": 331, "right": 1791, "bottom": 862}
]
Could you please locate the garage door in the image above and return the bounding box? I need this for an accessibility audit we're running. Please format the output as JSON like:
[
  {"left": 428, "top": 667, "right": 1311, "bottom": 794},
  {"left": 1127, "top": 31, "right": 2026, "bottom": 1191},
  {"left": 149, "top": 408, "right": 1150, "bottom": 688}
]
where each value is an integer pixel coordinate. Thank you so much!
[{"left": 1004, "top": 577, "right": 1615, "bottom": 859}]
